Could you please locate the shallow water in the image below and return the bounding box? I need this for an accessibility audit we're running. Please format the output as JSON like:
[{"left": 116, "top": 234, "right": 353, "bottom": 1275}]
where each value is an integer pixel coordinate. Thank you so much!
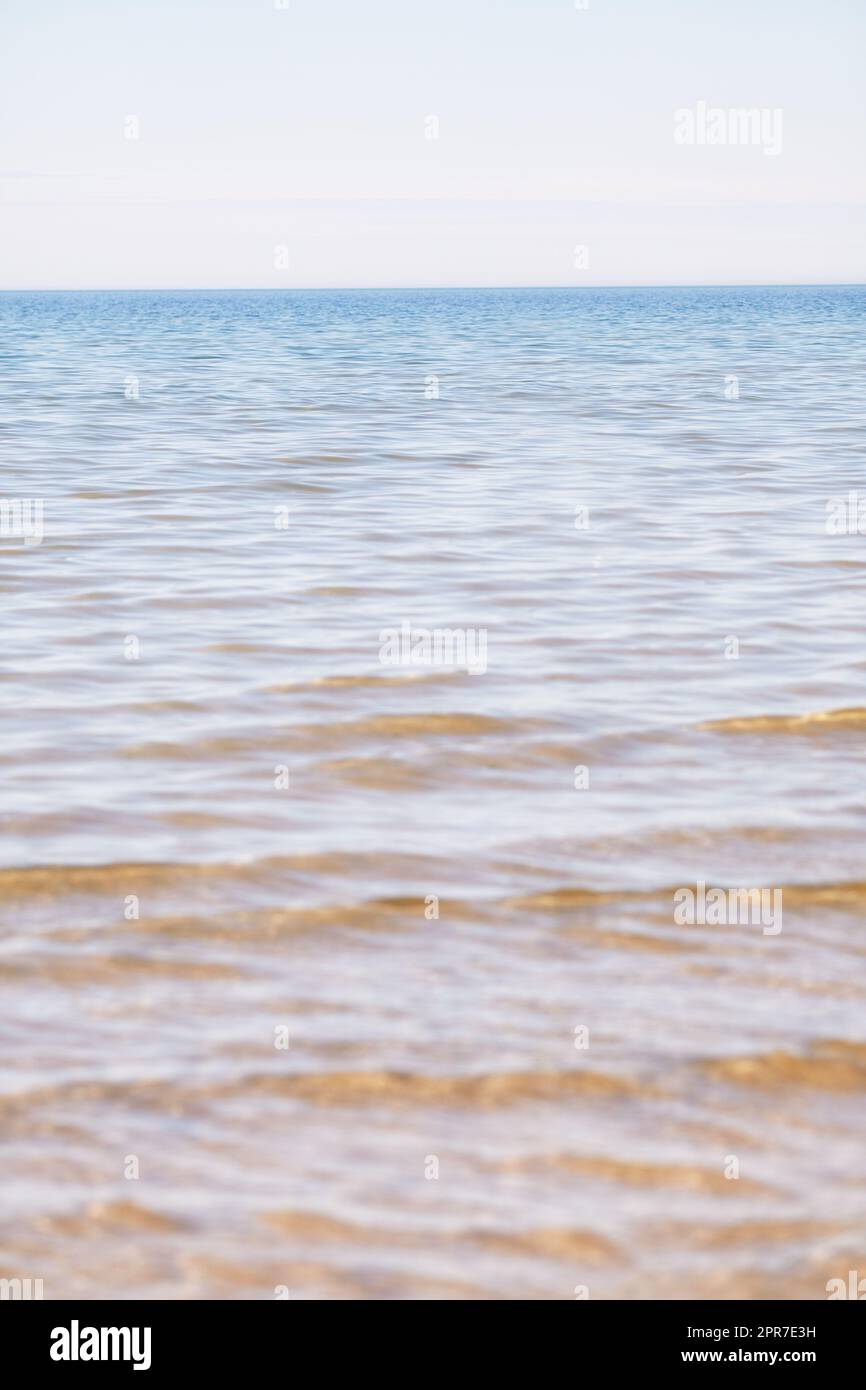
[{"left": 1, "top": 286, "right": 865, "bottom": 1298}]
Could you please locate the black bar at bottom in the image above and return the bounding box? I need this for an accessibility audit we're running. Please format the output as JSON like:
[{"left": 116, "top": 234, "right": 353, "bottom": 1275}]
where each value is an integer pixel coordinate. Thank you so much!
[{"left": 1, "top": 1298, "right": 860, "bottom": 1375}]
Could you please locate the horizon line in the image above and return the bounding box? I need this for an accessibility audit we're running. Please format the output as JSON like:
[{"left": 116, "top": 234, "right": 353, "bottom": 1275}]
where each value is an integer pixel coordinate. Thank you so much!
[{"left": 1, "top": 281, "right": 864, "bottom": 294}]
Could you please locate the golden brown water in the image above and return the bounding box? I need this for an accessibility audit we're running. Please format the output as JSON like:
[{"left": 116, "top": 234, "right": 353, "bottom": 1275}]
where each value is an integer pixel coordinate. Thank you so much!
[{"left": 1, "top": 287, "right": 865, "bottom": 1299}]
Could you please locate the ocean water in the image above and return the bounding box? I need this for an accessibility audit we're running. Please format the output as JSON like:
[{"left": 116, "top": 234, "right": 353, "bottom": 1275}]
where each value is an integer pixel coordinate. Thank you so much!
[{"left": 1, "top": 285, "right": 865, "bottom": 1299}]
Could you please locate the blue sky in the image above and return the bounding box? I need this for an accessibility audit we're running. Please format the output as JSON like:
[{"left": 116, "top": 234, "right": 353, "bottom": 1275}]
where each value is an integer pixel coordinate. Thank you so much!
[{"left": 1, "top": 0, "right": 864, "bottom": 287}]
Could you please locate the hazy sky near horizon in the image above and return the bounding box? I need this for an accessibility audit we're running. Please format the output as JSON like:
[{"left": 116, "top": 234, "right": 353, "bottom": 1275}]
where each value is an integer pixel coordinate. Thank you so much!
[{"left": 1, "top": 0, "right": 864, "bottom": 288}]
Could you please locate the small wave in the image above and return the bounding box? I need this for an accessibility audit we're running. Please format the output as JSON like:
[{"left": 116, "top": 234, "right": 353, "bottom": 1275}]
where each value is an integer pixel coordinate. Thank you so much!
[
  {"left": 0, "top": 1065, "right": 642, "bottom": 1122},
  {"left": 261, "top": 1210, "right": 370, "bottom": 1243},
  {"left": 122, "top": 736, "right": 257, "bottom": 759},
  {"left": 0, "top": 851, "right": 435, "bottom": 902},
  {"left": 701, "top": 706, "right": 866, "bottom": 734},
  {"left": 120, "top": 711, "right": 521, "bottom": 761},
  {"left": 504, "top": 1152, "right": 768, "bottom": 1194},
  {"left": 565, "top": 926, "right": 690, "bottom": 954},
  {"left": 705, "top": 1040, "right": 866, "bottom": 1091},
  {"left": 204, "top": 642, "right": 280, "bottom": 654},
  {"left": 241, "top": 1066, "right": 642, "bottom": 1106},
  {"left": 512, "top": 876, "right": 866, "bottom": 915},
  {"left": 0, "top": 858, "right": 246, "bottom": 899},
  {"left": 508, "top": 886, "right": 658, "bottom": 909},
  {"left": 130, "top": 894, "right": 489, "bottom": 942},
  {"left": 473, "top": 1227, "right": 619, "bottom": 1264},
  {"left": 37, "top": 1201, "right": 186, "bottom": 1237},
  {"left": 261, "top": 1209, "right": 620, "bottom": 1268},
  {"left": 265, "top": 671, "right": 460, "bottom": 693},
  {"left": 305, "top": 586, "right": 364, "bottom": 596},
  {"left": 337, "top": 712, "right": 516, "bottom": 738},
  {"left": 685, "top": 1219, "right": 845, "bottom": 1250},
  {"left": 318, "top": 756, "right": 431, "bottom": 789},
  {"left": 162, "top": 810, "right": 246, "bottom": 829},
  {"left": 778, "top": 880, "right": 866, "bottom": 906},
  {"left": 0, "top": 952, "right": 239, "bottom": 984}
]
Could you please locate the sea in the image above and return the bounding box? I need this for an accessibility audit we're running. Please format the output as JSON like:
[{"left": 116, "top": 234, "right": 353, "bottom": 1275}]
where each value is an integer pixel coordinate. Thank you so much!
[{"left": 1, "top": 285, "right": 864, "bottom": 1298}]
